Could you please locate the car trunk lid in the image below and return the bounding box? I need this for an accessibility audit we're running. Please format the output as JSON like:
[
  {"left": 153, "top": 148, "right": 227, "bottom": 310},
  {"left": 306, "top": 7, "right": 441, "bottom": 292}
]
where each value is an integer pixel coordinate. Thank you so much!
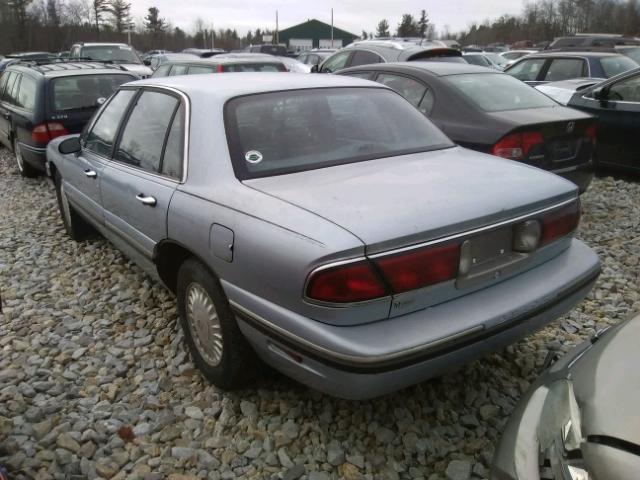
[
  {"left": 244, "top": 146, "right": 577, "bottom": 253},
  {"left": 489, "top": 107, "right": 597, "bottom": 171}
]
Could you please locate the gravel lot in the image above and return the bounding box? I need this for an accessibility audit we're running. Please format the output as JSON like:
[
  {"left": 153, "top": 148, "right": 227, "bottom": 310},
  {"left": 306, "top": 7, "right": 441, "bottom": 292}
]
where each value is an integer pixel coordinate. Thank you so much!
[{"left": 0, "top": 146, "right": 638, "bottom": 480}]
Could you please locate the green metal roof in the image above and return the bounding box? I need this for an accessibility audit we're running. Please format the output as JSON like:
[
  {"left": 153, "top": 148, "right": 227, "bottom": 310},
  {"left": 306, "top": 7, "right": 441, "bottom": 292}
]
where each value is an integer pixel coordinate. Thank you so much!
[{"left": 279, "top": 19, "right": 358, "bottom": 42}]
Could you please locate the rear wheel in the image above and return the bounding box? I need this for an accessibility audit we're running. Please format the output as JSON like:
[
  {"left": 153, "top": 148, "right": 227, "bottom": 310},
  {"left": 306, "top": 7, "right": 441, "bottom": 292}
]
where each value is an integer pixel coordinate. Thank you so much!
[
  {"left": 54, "top": 171, "right": 94, "bottom": 241},
  {"left": 13, "top": 139, "right": 39, "bottom": 178},
  {"left": 176, "top": 258, "right": 259, "bottom": 389}
]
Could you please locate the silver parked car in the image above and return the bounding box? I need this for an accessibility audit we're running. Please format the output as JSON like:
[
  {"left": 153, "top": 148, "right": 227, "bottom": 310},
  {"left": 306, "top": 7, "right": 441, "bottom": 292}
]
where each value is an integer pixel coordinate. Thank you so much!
[
  {"left": 45, "top": 74, "right": 601, "bottom": 399},
  {"left": 493, "top": 312, "right": 640, "bottom": 480}
]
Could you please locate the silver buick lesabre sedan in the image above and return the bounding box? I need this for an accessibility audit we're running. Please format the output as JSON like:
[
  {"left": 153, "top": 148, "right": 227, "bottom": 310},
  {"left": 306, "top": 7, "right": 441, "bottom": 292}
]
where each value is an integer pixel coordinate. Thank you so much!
[{"left": 46, "top": 73, "right": 601, "bottom": 399}]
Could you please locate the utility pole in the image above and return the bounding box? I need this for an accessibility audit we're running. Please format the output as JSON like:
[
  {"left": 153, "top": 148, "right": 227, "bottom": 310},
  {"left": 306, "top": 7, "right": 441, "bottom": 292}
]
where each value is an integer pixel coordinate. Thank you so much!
[
  {"left": 275, "top": 10, "right": 279, "bottom": 44},
  {"left": 331, "top": 8, "right": 334, "bottom": 48}
]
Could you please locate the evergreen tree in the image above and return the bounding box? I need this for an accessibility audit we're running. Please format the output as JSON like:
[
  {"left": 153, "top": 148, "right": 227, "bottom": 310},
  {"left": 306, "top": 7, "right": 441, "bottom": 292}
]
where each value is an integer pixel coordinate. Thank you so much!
[
  {"left": 109, "top": 0, "right": 131, "bottom": 34},
  {"left": 419, "top": 10, "right": 429, "bottom": 38},
  {"left": 375, "top": 19, "right": 390, "bottom": 37},
  {"left": 396, "top": 13, "right": 420, "bottom": 37}
]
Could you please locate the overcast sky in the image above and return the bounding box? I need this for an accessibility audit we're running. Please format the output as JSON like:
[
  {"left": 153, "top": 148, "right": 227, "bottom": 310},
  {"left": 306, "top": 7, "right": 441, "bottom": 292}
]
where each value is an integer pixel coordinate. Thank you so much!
[{"left": 130, "top": 0, "right": 524, "bottom": 36}]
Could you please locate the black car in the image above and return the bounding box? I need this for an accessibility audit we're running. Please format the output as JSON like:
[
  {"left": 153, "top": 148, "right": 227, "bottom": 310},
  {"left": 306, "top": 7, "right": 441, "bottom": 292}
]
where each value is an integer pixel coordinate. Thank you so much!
[
  {"left": 315, "top": 40, "right": 463, "bottom": 73},
  {"left": 338, "top": 62, "right": 597, "bottom": 192},
  {"left": 246, "top": 44, "right": 288, "bottom": 56},
  {"left": 504, "top": 51, "right": 638, "bottom": 86},
  {"left": 566, "top": 67, "right": 640, "bottom": 173},
  {"left": 151, "top": 57, "right": 287, "bottom": 78},
  {"left": 0, "top": 61, "right": 136, "bottom": 177}
]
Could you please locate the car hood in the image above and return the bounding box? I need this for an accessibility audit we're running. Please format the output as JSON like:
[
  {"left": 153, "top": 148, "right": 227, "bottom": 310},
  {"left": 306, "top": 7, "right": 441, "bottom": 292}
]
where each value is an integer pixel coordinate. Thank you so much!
[
  {"left": 244, "top": 146, "right": 577, "bottom": 252},
  {"left": 118, "top": 63, "right": 153, "bottom": 77},
  {"left": 572, "top": 314, "right": 640, "bottom": 447},
  {"left": 487, "top": 105, "right": 593, "bottom": 127}
]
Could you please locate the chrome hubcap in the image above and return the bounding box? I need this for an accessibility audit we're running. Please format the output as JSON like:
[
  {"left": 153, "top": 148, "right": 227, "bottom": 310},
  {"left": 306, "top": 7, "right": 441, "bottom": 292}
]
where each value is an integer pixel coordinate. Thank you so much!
[
  {"left": 59, "top": 182, "right": 72, "bottom": 228},
  {"left": 186, "top": 283, "right": 223, "bottom": 366},
  {"left": 14, "top": 143, "right": 24, "bottom": 172}
]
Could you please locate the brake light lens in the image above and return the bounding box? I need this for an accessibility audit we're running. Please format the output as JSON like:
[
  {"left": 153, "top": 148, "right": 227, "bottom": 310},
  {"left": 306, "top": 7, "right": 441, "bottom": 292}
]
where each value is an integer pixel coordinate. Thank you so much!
[
  {"left": 373, "top": 243, "right": 460, "bottom": 294},
  {"left": 492, "top": 131, "right": 544, "bottom": 160},
  {"left": 306, "top": 260, "right": 387, "bottom": 303},
  {"left": 31, "top": 122, "right": 69, "bottom": 143},
  {"left": 540, "top": 201, "right": 581, "bottom": 246},
  {"left": 216, "top": 64, "right": 224, "bottom": 73}
]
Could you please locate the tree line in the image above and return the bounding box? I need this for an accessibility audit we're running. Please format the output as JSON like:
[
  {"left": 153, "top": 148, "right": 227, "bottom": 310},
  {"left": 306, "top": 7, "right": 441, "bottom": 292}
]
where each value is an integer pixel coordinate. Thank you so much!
[
  {"left": 459, "top": 0, "right": 640, "bottom": 46},
  {"left": 1, "top": 0, "right": 273, "bottom": 54}
]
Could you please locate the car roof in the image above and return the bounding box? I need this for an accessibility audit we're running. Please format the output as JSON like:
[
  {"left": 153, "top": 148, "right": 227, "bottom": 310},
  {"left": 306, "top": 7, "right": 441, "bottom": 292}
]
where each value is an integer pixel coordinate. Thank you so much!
[
  {"left": 6, "top": 61, "right": 138, "bottom": 77},
  {"left": 525, "top": 51, "right": 624, "bottom": 58},
  {"left": 164, "top": 57, "right": 284, "bottom": 65},
  {"left": 76, "top": 43, "right": 129, "bottom": 47},
  {"left": 131, "top": 72, "right": 383, "bottom": 99},
  {"left": 341, "top": 61, "right": 496, "bottom": 77}
]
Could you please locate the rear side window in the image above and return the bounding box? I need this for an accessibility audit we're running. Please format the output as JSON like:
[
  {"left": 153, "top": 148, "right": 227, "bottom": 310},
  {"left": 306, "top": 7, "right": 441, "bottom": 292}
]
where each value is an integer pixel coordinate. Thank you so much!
[
  {"left": 51, "top": 75, "right": 133, "bottom": 111},
  {"left": 376, "top": 73, "right": 427, "bottom": 107},
  {"left": 223, "top": 63, "right": 286, "bottom": 72},
  {"left": 446, "top": 73, "right": 557, "bottom": 112},
  {"left": 506, "top": 58, "right": 546, "bottom": 81},
  {"left": 320, "top": 51, "right": 351, "bottom": 73},
  {"left": 115, "top": 91, "right": 179, "bottom": 173},
  {"left": 543, "top": 58, "right": 586, "bottom": 82},
  {"left": 349, "top": 50, "right": 383, "bottom": 67},
  {"left": 16, "top": 75, "right": 37, "bottom": 111},
  {"left": 225, "top": 87, "right": 453, "bottom": 179},
  {"left": 85, "top": 89, "right": 136, "bottom": 157},
  {"left": 188, "top": 65, "right": 216, "bottom": 75},
  {"left": 161, "top": 103, "right": 185, "bottom": 178},
  {"left": 600, "top": 55, "right": 638, "bottom": 78},
  {"left": 152, "top": 64, "right": 171, "bottom": 77}
]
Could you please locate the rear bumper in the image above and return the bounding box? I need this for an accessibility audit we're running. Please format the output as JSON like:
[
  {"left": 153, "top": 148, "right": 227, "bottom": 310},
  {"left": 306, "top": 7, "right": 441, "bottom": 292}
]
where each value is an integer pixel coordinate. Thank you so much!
[
  {"left": 552, "top": 162, "right": 594, "bottom": 194},
  {"left": 227, "top": 239, "right": 600, "bottom": 399},
  {"left": 18, "top": 142, "right": 47, "bottom": 172}
]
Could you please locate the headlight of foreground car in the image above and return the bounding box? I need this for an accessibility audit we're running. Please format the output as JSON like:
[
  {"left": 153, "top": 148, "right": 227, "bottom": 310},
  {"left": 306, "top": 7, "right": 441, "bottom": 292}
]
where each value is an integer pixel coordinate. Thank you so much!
[{"left": 537, "top": 379, "right": 590, "bottom": 480}]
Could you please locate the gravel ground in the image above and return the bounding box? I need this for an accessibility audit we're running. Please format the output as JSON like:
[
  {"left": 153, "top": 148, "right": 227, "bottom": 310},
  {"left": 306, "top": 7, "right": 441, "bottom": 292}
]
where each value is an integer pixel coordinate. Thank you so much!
[{"left": 0, "top": 146, "right": 638, "bottom": 480}]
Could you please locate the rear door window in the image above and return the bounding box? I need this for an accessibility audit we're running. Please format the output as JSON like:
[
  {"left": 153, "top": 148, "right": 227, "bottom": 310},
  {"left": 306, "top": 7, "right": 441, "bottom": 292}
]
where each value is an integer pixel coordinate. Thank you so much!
[
  {"left": 16, "top": 75, "right": 37, "bottom": 111},
  {"left": 161, "top": 103, "right": 185, "bottom": 179},
  {"left": 349, "top": 50, "right": 383, "bottom": 67},
  {"left": 0, "top": 72, "right": 16, "bottom": 102},
  {"left": 170, "top": 64, "right": 188, "bottom": 76},
  {"left": 84, "top": 89, "right": 136, "bottom": 157},
  {"left": 51, "top": 74, "right": 133, "bottom": 112},
  {"left": 188, "top": 65, "right": 216, "bottom": 75},
  {"left": 506, "top": 58, "right": 547, "bottom": 81},
  {"left": 376, "top": 73, "right": 427, "bottom": 107},
  {"left": 543, "top": 58, "right": 586, "bottom": 82},
  {"left": 115, "top": 90, "right": 179, "bottom": 173},
  {"left": 6, "top": 73, "right": 21, "bottom": 105}
]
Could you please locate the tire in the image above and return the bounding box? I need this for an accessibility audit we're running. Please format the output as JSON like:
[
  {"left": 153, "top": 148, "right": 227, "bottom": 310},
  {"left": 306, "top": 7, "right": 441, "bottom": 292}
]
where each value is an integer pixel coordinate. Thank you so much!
[
  {"left": 54, "top": 171, "right": 94, "bottom": 241},
  {"left": 13, "top": 139, "right": 39, "bottom": 178},
  {"left": 176, "top": 257, "right": 259, "bottom": 389}
]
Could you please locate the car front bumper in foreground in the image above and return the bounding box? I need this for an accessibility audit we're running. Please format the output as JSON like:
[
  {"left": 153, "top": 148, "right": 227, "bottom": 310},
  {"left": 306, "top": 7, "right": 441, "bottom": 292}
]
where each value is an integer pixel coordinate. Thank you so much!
[{"left": 225, "top": 239, "right": 600, "bottom": 399}]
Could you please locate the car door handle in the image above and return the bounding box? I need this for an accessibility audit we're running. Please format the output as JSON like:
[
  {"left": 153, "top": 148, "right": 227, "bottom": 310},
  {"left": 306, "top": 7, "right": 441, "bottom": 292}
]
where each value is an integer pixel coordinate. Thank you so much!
[
  {"left": 84, "top": 169, "right": 97, "bottom": 178},
  {"left": 136, "top": 194, "right": 157, "bottom": 206}
]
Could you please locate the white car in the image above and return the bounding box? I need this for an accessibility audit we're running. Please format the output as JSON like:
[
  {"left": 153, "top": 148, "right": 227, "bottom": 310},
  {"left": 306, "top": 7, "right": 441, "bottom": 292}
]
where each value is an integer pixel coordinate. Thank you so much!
[{"left": 535, "top": 78, "right": 603, "bottom": 105}]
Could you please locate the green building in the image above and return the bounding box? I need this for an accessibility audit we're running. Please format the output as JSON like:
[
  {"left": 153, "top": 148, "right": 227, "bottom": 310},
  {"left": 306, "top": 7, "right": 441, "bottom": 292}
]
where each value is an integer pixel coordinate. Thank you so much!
[{"left": 278, "top": 19, "right": 359, "bottom": 52}]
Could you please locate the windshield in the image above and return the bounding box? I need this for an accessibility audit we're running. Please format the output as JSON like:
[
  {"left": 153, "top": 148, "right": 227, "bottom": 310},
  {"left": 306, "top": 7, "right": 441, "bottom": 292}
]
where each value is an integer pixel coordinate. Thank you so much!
[
  {"left": 225, "top": 87, "right": 453, "bottom": 179},
  {"left": 51, "top": 74, "right": 134, "bottom": 111},
  {"left": 485, "top": 53, "right": 508, "bottom": 66},
  {"left": 447, "top": 73, "right": 558, "bottom": 112},
  {"left": 600, "top": 55, "right": 638, "bottom": 77},
  {"left": 81, "top": 46, "right": 141, "bottom": 64},
  {"left": 223, "top": 63, "right": 287, "bottom": 72}
]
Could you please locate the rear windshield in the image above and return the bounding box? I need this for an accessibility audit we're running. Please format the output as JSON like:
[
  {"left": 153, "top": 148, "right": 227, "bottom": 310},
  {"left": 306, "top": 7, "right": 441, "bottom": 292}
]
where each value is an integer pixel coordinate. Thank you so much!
[
  {"left": 81, "top": 46, "right": 141, "bottom": 64},
  {"left": 222, "top": 63, "right": 286, "bottom": 72},
  {"left": 446, "top": 73, "right": 558, "bottom": 112},
  {"left": 600, "top": 55, "right": 638, "bottom": 77},
  {"left": 51, "top": 74, "right": 134, "bottom": 111},
  {"left": 225, "top": 87, "right": 453, "bottom": 179}
]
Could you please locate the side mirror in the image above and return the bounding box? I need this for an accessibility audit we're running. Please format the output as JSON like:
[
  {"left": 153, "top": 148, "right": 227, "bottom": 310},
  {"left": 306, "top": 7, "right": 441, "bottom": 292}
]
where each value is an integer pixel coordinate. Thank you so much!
[
  {"left": 58, "top": 136, "right": 81, "bottom": 155},
  {"left": 592, "top": 86, "right": 607, "bottom": 100},
  {"left": 143, "top": 59, "right": 151, "bottom": 66},
  {"left": 310, "top": 64, "right": 319, "bottom": 73}
]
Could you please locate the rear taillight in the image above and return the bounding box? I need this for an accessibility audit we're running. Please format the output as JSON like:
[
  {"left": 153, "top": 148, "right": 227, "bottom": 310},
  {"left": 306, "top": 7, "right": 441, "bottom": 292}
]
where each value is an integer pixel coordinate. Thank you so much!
[
  {"left": 373, "top": 243, "right": 460, "bottom": 294},
  {"left": 492, "top": 131, "right": 544, "bottom": 160},
  {"left": 585, "top": 123, "right": 597, "bottom": 144},
  {"left": 216, "top": 64, "right": 224, "bottom": 73},
  {"left": 306, "top": 260, "right": 387, "bottom": 303},
  {"left": 540, "top": 201, "right": 581, "bottom": 246},
  {"left": 31, "top": 122, "right": 69, "bottom": 143}
]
